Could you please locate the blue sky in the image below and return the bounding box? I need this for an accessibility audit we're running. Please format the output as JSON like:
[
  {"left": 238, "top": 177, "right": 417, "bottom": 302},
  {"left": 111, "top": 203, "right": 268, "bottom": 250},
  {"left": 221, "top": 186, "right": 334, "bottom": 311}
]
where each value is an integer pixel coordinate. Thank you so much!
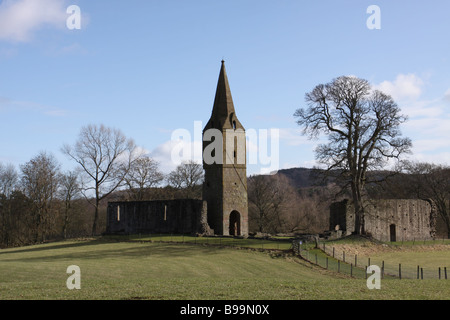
[{"left": 0, "top": 0, "right": 449, "bottom": 175}]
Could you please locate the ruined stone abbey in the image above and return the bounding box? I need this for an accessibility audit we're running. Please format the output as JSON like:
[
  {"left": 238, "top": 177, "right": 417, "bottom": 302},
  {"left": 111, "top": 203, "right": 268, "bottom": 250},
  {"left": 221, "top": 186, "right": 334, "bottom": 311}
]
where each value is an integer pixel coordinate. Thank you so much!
[
  {"left": 106, "top": 61, "right": 249, "bottom": 236},
  {"left": 330, "top": 199, "right": 437, "bottom": 241}
]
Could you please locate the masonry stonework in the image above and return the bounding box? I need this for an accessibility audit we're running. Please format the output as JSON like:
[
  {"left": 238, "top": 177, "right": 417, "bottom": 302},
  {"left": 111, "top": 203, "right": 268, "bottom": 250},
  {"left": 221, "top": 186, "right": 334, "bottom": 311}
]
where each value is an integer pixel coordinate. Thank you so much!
[
  {"left": 106, "top": 200, "right": 210, "bottom": 235},
  {"left": 330, "top": 199, "right": 437, "bottom": 241}
]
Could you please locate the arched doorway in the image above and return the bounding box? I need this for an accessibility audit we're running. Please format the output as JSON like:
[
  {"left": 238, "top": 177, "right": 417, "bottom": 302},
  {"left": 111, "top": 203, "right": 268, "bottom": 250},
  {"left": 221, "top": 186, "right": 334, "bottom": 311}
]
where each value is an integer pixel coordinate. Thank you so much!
[{"left": 229, "top": 211, "right": 241, "bottom": 236}]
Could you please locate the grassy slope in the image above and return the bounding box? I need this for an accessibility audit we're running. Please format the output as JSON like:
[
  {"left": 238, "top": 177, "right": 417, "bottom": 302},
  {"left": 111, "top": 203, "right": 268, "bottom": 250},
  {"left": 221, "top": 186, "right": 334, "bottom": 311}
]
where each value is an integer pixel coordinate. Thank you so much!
[{"left": 0, "top": 238, "right": 449, "bottom": 300}]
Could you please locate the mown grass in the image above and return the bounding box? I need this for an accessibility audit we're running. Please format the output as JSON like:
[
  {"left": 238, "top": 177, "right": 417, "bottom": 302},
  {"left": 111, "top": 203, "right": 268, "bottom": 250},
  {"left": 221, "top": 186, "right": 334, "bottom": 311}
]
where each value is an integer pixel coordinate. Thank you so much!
[{"left": 0, "top": 238, "right": 449, "bottom": 300}]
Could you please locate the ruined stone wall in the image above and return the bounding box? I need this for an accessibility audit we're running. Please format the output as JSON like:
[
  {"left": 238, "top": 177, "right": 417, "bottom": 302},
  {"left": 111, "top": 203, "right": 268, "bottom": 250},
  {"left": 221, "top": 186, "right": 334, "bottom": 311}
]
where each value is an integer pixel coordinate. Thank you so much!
[
  {"left": 106, "top": 199, "right": 210, "bottom": 235},
  {"left": 330, "top": 199, "right": 436, "bottom": 241}
]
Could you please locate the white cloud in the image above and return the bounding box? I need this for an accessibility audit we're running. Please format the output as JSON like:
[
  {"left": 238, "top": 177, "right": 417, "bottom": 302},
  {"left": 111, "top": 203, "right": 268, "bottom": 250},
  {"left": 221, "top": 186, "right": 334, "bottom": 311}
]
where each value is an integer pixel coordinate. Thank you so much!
[
  {"left": 0, "top": 0, "right": 68, "bottom": 42},
  {"left": 374, "top": 73, "right": 424, "bottom": 102},
  {"left": 373, "top": 74, "right": 450, "bottom": 165},
  {"left": 405, "top": 151, "right": 450, "bottom": 167},
  {"left": 149, "top": 139, "right": 202, "bottom": 174}
]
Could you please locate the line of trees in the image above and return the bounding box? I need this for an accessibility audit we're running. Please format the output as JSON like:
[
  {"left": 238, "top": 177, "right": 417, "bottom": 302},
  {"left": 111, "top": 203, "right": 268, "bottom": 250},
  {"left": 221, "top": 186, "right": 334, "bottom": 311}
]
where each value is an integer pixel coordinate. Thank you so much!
[
  {"left": 247, "top": 173, "right": 334, "bottom": 235},
  {"left": 0, "top": 124, "right": 204, "bottom": 248}
]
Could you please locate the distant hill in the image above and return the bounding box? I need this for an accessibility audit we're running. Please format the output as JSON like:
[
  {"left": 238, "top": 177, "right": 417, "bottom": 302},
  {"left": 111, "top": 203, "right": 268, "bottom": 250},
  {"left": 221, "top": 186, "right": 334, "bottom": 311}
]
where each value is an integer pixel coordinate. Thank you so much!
[
  {"left": 274, "top": 167, "right": 399, "bottom": 191},
  {"left": 275, "top": 167, "right": 322, "bottom": 189}
]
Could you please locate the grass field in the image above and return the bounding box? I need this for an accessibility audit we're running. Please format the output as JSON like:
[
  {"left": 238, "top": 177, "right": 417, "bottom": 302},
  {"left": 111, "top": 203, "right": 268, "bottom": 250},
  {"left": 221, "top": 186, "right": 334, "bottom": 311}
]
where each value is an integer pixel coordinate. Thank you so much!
[
  {"left": 322, "top": 237, "right": 450, "bottom": 279},
  {"left": 0, "top": 237, "right": 449, "bottom": 300}
]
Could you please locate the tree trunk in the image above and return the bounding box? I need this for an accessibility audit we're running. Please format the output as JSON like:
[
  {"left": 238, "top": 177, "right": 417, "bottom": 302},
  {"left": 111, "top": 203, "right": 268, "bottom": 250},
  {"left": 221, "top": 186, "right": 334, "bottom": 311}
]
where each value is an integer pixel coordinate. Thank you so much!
[
  {"left": 351, "top": 181, "right": 365, "bottom": 235},
  {"left": 92, "top": 204, "right": 99, "bottom": 236},
  {"left": 63, "top": 202, "right": 70, "bottom": 239}
]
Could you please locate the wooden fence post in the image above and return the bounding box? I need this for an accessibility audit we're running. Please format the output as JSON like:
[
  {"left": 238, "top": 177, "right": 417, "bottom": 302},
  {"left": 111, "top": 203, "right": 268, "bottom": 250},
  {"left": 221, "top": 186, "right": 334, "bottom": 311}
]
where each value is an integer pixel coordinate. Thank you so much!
[{"left": 399, "top": 264, "right": 402, "bottom": 280}]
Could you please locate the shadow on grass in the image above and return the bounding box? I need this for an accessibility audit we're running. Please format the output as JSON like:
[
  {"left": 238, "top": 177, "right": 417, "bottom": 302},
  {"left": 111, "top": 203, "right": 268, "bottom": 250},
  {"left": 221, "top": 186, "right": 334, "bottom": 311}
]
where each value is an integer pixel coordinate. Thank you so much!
[
  {"left": 0, "top": 238, "right": 245, "bottom": 263},
  {"left": 0, "top": 239, "right": 106, "bottom": 256}
]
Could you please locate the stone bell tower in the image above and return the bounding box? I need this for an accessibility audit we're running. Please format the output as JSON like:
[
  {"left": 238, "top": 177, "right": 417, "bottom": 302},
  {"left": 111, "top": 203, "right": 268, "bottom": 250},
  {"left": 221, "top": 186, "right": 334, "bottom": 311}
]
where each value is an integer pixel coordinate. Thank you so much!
[{"left": 202, "top": 61, "right": 248, "bottom": 236}]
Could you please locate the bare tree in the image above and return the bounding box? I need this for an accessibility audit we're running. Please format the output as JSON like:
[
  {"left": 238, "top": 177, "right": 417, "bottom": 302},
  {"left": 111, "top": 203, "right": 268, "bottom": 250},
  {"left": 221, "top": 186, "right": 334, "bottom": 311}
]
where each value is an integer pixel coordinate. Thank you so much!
[
  {"left": 59, "top": 171, "right": 80, "bottom": 239},
  {"left": 167, "top": 160, "right": 203, "bottom": 198},
  {"left": 123, "top": 155, "right": 164, "bottom": 200},
  {"left": 62, "top": 124, "right": 138, "bottom": 235},
  {"left": 248, "top": 174, "right": 285, "bottom": 233},
  {"left": 20, "top": 152, "right": 61, "bottom": 242},
  {"left": 294, "top": 76, "right": 411, "bottom": 235},
  {"left": 0, "top": 163, "right": 18, "bottom": 199}
]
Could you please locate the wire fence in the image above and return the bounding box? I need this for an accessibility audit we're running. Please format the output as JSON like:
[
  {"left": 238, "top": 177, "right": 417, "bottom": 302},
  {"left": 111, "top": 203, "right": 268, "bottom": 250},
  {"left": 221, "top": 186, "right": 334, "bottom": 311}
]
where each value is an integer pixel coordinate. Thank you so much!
[{"left": 292, "top": 238, "right": 449, "bottom": 280}]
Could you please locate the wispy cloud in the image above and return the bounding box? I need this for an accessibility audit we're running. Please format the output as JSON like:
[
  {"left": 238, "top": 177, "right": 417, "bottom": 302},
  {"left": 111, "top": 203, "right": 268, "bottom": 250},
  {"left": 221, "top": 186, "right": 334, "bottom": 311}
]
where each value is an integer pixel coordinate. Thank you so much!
[
  {"left": 0, "top": 0, "right": 68, "bottom": 42},
  {"left": 58, "top": 42, "right": 88, "bottom": 55},
  {"left": 0, "top": 96, "right": 68, "bottom": 117}
]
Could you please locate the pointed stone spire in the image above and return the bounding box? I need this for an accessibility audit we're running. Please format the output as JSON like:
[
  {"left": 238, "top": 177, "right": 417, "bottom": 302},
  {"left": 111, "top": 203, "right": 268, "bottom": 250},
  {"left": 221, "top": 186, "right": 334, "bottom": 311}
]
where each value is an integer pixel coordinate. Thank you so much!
[{"left": 205, "top": 60, "right": 244, "bottom": 131}]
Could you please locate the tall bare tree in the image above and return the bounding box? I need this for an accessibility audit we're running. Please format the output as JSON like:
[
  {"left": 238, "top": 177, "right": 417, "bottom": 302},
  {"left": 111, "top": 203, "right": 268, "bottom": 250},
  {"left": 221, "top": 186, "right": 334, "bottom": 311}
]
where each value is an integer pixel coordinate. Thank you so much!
[
  {"left": 294, "top": 76, "right": 411, "bottom": 235},
  {"left": 62, "top": 124, "right": 138, "bottom": 235}
]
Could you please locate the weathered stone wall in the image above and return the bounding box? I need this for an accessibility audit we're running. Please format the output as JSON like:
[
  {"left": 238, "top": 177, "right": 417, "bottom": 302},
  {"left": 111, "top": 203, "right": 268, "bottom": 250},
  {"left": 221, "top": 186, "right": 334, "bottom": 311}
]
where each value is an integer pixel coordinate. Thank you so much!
[
  {"left": 202, "top": 128, "right": 249, "bottom": 237},
  {"left": 330, "top": 199, "right": 436, "bottom": 241},
  {"left": 106, "top": 199, "right": 210, "bottom": 235},
  {"left": 222, "top": 165, "right": 249, "bottom": 236}
]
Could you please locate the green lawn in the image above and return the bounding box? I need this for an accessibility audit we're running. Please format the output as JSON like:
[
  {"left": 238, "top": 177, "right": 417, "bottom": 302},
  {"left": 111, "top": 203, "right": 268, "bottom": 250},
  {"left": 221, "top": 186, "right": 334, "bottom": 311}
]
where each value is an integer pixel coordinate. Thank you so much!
[{"left": 0, "top": 238, "right": 449, "bottom": 300}]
